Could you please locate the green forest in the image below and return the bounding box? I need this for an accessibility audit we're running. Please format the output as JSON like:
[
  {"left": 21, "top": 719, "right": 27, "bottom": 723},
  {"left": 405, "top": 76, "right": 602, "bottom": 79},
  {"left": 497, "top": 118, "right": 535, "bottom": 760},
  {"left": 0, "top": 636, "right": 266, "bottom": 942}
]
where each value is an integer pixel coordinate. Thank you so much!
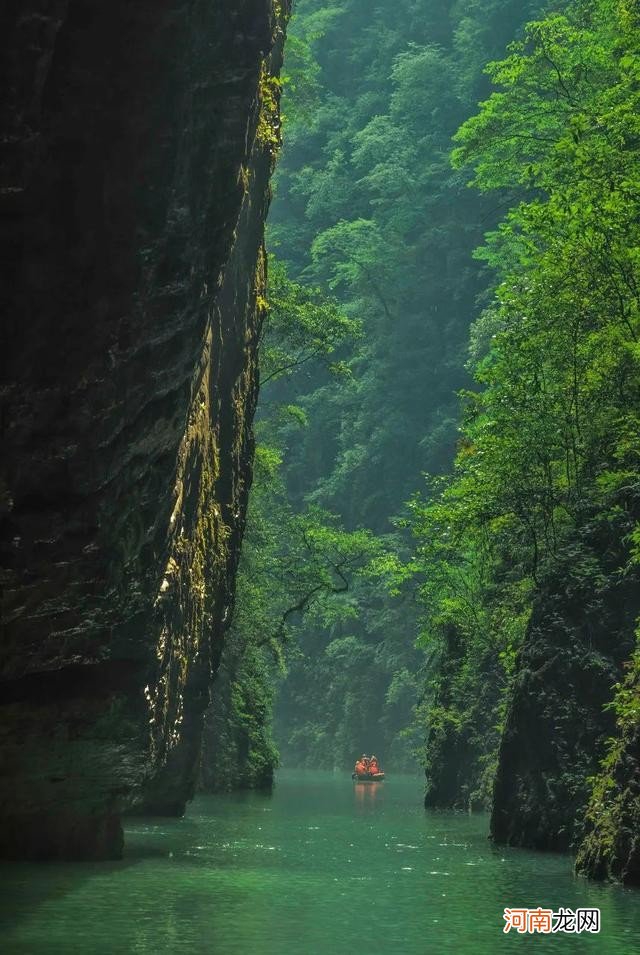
[{"left": 202, "top": 0, "right": 640, "bottom": 883}]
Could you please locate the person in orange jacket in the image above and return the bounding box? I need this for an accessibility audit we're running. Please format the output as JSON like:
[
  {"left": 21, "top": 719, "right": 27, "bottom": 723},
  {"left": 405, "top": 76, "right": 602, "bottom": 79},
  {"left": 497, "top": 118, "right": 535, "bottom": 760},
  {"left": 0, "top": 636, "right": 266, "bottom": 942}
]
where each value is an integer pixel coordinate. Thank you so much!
[
  {"left": 354, "top": 755, "right": 368, "bottom": 777},
  {"left": 369, "top": 755, "right": 380, "bottom": 775}
]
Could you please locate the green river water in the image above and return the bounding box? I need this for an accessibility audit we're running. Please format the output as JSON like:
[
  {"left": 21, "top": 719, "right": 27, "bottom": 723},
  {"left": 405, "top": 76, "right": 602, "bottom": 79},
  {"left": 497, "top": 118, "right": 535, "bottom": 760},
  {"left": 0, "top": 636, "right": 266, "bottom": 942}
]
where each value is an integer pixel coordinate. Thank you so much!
[{"left": 1, "top": 771, "right": 639, "bottom": 954}]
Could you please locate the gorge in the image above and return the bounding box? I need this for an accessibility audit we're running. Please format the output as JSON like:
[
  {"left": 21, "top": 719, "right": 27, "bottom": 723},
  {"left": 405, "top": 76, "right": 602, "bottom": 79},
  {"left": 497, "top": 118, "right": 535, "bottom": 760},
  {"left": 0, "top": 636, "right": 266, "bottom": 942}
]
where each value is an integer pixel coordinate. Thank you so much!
[{"left": 1, "top": 1, "right": 640, "bottom": 936}]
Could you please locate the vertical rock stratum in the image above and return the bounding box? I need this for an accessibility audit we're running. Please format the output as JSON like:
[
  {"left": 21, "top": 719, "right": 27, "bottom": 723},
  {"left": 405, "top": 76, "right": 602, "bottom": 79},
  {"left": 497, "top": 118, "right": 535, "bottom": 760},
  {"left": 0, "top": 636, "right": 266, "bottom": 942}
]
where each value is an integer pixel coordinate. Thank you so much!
[{"left": 0, "top": 0, "right": 288, "bottom": 859}]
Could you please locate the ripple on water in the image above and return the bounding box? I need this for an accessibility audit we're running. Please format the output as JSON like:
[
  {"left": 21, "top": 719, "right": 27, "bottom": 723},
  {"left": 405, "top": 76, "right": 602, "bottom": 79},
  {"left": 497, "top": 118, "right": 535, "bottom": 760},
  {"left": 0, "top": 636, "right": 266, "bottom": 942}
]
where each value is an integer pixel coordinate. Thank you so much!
[{"left": 0, "top": 771, "right": 639, "bottom": 955}]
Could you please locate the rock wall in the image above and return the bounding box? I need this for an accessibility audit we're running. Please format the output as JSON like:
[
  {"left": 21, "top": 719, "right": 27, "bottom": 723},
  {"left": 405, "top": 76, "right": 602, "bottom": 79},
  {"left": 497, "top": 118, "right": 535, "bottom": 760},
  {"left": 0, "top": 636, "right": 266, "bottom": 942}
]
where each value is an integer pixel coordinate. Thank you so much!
[
  {"left": 199, "top": 631, "right": 277, "bottom": 795},
  {"left": 423, "top": 624, "right": 501, "bottom": 813},
  {"left": 490, "top": 532, "right": 640, "bottom": 854},
  {"left": 0, "top": 0, "right": 289, "bottom": 859},
  {"left": 575, "top": 656, "right": 640, "bottom": 886}
]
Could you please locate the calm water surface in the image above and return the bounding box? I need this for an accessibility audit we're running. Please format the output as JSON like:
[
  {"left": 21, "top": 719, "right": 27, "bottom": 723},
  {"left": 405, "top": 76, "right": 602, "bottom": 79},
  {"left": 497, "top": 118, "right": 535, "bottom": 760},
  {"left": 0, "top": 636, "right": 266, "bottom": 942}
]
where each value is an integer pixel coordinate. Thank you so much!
[{"left": 1, "top": 771, "right": 639, "bottom": 954}]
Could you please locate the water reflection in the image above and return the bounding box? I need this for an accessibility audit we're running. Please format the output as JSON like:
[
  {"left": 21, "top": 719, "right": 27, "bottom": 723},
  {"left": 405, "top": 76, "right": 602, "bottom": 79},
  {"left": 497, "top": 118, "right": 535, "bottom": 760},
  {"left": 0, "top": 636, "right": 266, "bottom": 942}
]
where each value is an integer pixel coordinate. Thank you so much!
[{"left": 353, "top": 781, "right": 384, "bottom": 808}]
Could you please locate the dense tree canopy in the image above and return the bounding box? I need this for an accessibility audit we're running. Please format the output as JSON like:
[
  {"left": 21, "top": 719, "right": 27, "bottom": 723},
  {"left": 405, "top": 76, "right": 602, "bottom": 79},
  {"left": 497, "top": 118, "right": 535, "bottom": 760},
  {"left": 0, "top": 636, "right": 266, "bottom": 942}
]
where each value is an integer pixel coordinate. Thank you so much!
[
  {"left": 267, "top": 0, "right": 548, "bottom": 770},
  {"left": 411, "top": 0, "right": 640, "bottom": 815}
]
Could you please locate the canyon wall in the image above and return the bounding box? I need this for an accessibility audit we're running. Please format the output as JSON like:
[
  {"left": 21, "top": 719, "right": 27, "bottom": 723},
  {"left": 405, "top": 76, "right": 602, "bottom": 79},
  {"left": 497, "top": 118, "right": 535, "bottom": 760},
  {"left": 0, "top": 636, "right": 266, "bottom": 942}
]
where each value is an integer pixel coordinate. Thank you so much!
[
  {"left": 0, "top": 0, "right": 288, "bottom": 859},
  {"left": 490, "top": 519, "right": 640, "bottom": 863}
]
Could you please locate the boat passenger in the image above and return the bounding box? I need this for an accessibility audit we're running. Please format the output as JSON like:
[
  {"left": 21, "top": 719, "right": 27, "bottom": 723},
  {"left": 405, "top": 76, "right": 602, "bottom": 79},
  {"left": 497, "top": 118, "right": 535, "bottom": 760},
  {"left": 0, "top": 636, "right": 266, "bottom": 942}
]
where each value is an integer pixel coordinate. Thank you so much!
[
  {"left": 369, "top": 755, "right": 380, "bottom": 775},
  {"left": 354, "top": 758, "right": 367, "bottom": 777}
]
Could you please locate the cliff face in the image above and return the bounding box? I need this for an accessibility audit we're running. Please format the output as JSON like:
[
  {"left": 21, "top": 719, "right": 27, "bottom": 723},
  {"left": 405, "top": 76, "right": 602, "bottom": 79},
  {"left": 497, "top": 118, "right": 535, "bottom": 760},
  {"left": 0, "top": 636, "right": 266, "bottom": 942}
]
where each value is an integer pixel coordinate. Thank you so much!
[
  {"left": 575, "top": 656, "right": 640, "bottom": 886},
  {"left": 0, "top": 0, "right": 288, "bottom": 859},
  {"left": 423, "top": 625, "right": 502, "bottom": 813},
  {"left": 490, "top": 530, "right": 640, "bottom": 854},
  {"left": 199, "top": 631, "right": 277, "bottom": 794}
]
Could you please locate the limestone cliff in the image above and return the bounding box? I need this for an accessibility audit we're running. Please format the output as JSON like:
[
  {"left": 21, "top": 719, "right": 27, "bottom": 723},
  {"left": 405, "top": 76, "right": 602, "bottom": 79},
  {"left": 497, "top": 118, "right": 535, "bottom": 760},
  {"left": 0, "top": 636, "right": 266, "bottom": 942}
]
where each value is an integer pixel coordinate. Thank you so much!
[
  {"left": 490, "top": 523, "right": 640, "bottom": 854},
  {"left": 0, "top": 0, "right": 289, "bottom": 859}
]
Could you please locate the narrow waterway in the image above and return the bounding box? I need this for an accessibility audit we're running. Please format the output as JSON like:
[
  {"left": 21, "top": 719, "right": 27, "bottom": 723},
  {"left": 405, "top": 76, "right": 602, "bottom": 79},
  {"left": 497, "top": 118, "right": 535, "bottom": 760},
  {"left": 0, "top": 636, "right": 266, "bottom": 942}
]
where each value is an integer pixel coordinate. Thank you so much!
[{"left": 1, "top": 771, "right": 639, "bottom": 954}]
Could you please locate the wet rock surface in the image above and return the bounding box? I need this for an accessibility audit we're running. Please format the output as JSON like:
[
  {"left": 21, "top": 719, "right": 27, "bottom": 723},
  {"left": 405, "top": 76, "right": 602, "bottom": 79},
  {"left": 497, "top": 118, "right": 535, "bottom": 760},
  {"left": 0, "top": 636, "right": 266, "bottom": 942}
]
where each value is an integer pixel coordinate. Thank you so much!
[{"left": 0, "top": 0, "right": 288, "bottom": 858}]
